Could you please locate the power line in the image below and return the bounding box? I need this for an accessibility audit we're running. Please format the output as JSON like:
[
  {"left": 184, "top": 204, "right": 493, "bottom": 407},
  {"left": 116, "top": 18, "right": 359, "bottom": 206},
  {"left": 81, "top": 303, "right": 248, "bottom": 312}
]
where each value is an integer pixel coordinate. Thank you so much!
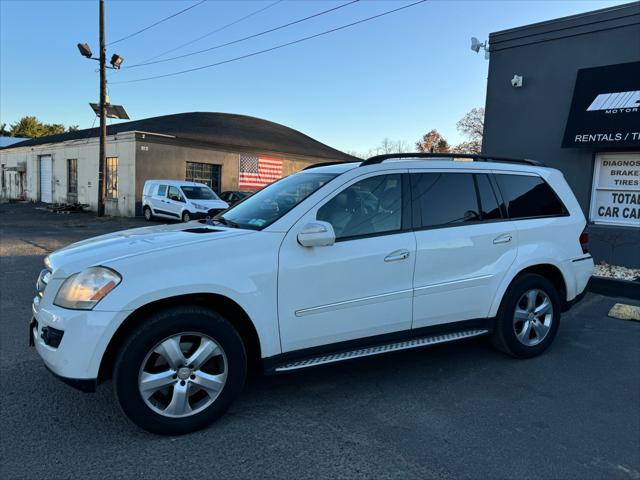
[
  {"left": 113, "top": 0, "right": 426, "bottom": 84},
  {"left": 126, "top": 0, "right": 360, "bottom": 69},
  {"left": 107, "top": 0, "right": 207, "bottom": 46},
  {"left": 139, "top": 0, "right": 285, "bottom": 64}
]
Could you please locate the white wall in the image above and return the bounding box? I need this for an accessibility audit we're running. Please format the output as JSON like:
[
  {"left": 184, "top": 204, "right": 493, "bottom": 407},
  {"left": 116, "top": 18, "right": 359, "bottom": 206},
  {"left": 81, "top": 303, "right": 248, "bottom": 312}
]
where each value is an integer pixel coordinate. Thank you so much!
[{"left": 0, "top": 133, "right": 136, "bottom": 216}]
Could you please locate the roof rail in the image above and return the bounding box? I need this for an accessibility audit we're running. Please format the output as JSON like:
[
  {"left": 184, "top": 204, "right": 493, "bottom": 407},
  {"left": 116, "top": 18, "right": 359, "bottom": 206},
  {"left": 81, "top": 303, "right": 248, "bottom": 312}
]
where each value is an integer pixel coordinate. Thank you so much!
[
  {"left": 303, "top": 160, "right": 357, "bottom": 171},
  {"left": 360, "top": 153, "right": 543, "bottom": 167}
]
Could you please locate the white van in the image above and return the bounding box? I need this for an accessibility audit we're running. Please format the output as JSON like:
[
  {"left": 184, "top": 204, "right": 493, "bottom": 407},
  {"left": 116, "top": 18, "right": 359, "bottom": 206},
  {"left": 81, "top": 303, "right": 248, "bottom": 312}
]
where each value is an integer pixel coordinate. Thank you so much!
[{"left": 142, "top": 180, "right": 229, "bottom": 222}]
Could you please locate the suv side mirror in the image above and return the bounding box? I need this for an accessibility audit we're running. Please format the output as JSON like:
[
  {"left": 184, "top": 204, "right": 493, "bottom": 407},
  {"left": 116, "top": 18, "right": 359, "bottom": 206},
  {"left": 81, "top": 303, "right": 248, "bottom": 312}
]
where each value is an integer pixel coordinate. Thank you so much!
[{"left": 297, "top": 221, "right": 335, "bottom": 247}]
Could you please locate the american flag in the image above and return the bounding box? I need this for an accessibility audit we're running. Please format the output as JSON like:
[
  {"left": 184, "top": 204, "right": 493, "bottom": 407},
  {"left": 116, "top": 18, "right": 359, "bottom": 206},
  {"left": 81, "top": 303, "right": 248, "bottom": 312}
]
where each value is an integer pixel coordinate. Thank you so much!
[{"left": 238, "top": 154, "right": 283, "bottom": 189}]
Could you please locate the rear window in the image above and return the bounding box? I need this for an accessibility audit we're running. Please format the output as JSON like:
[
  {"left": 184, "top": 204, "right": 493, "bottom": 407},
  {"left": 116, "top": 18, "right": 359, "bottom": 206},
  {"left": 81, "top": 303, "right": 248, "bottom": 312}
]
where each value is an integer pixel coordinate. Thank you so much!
[
  {"left": 495, "top": 174, "right": 566, "bottom": 219},
  {"left": 475, "top": 174, "right": 502, "bottom": 220},
  {"left": 157, "top": 185, "right": 167, "bottom": 196},
  {"left": 411, "top": 173, "right": 480, "bottom": 228}
]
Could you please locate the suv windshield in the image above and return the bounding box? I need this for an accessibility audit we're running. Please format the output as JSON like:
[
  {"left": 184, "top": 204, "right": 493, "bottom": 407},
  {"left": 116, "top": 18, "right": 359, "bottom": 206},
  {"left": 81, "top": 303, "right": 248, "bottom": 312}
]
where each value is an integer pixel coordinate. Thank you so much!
[
  {"left": 217, "top": 172, "right": 337, "bottom": 230},
  {"left": 181, "top": 186, "right": 218, "bottom": 200}
]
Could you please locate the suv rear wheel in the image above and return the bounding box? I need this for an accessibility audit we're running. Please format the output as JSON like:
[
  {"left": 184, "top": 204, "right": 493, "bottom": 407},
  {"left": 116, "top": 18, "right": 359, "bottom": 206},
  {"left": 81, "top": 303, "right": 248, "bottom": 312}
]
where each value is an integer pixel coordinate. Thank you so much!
[
  {"left": 113, "top": 306, "right": 247, "bottom": 435},
  {"left": 492, "top": 273, "right": 561, "bottom": 358}
]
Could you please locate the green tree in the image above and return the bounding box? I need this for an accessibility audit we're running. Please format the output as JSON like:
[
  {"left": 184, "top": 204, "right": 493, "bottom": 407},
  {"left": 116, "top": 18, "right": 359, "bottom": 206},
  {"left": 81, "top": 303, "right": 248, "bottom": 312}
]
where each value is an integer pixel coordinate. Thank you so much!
[
  {"left": 415, "top": 129, "right": 450, "bottom": 153},
  {"left": 6, "top": 116, "right": 77, "bottom": 138}
]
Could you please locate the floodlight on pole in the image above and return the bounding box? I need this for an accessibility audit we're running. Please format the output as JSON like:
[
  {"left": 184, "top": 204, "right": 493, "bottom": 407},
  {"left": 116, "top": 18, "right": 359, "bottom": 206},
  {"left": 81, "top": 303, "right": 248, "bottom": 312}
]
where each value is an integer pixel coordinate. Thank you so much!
[
  {"left": 77, "top": 43, "right": 93, "bottom": 58},
  {"left": 110, "top": 54, "right": 124, "bottom": 69}
]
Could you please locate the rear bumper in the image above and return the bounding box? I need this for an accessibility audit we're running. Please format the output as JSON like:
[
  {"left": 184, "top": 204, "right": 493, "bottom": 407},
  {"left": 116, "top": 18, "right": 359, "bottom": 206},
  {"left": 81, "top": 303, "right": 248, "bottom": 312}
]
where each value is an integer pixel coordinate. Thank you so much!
[{"left": 562, "top": 286, "right": 588, "bottom": 312}]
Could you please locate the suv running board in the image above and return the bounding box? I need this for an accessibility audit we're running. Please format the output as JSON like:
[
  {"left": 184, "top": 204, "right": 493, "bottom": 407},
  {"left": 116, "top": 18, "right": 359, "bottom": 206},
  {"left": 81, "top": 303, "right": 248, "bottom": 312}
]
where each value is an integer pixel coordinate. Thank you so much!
[{"left": 274, "top": 329, "right": 489, "bottom": 373}]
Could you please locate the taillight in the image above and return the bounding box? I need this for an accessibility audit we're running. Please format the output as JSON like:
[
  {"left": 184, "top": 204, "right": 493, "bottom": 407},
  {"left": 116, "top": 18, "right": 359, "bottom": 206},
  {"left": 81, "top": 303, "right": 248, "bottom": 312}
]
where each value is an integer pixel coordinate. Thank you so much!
[{"left": 579, "top": 229, "right": 589, "bottom": 254}]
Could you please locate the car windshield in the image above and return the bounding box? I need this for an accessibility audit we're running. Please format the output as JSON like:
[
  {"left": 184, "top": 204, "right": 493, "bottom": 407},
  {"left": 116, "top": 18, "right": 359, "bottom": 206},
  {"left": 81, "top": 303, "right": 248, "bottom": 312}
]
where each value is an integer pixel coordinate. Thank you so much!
[
  {"left": 216, "top": 172, "right": 337, "bottom": 230},
  {"left": 181, "top": 186, "right": 218, "bottom": 200}
]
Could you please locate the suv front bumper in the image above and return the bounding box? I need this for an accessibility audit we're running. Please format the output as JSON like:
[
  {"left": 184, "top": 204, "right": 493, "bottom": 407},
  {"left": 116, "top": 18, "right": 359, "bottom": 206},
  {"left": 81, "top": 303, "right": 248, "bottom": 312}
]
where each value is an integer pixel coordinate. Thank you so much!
[{"left": 30, "top": 302, "right": 124, "bottom": 392}]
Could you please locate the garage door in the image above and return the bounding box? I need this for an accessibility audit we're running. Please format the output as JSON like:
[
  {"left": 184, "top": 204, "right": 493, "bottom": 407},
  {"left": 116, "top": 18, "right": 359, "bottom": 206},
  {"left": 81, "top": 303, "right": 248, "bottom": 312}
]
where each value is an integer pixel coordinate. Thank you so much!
[{"left": 40, "top": 155, "right": 52, "bottom": 203}]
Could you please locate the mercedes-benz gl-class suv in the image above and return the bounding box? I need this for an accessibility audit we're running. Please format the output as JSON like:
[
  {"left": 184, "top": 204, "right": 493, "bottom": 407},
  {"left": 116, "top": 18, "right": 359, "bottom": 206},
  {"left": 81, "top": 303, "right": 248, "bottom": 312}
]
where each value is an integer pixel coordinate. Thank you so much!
[{"left": 30, "top": 153, "right": 593, "bottom": 435}]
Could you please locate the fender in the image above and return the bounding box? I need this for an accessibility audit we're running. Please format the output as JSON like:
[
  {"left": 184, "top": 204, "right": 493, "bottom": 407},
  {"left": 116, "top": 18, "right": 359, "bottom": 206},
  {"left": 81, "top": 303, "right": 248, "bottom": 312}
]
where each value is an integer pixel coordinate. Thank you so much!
[{"left": 488, "top": 253, "right": 572, "bottom": 318}]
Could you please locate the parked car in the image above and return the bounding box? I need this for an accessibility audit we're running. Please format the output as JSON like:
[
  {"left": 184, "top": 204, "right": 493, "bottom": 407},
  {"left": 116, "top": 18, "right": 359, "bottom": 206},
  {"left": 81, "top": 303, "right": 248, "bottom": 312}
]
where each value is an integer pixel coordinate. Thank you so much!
[
  {"left": 142, "top": 180, "right": 229, "bottom": 222},
  {"left": 30, "top": 153, "right": 593, "bottom": 435},
  {"left": 219, "top": 190, "right": 253, "bottom": 207}
]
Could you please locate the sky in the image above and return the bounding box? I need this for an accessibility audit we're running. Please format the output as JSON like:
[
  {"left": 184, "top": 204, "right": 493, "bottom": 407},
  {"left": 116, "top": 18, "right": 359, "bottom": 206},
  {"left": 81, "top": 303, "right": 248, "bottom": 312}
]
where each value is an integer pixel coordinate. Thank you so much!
[{"left": 0, "top": 0, "right": 632, "bottom": 154}]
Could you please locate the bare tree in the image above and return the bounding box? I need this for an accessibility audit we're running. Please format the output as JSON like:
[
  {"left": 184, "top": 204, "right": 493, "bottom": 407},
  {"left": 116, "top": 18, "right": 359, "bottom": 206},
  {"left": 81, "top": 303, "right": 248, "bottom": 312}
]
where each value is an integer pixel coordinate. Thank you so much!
[{"left": 453, "top": 107, "right": 484, "bottom": 153}]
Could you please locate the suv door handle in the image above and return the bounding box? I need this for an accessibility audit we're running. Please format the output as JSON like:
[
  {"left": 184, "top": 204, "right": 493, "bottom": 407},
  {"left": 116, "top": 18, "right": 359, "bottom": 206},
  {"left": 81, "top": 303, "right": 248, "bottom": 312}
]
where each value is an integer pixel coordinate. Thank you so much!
[
  {"left": 493, "top": 233, "right": 512, "bottom": 245},
  {"left": 384, "top": 249, "right": 410, "bottom": 262}
]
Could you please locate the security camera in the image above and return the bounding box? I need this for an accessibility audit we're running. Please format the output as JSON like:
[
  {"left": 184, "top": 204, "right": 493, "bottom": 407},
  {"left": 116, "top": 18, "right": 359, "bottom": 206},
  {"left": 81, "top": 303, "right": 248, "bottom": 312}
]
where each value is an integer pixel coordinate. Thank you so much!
[{"left": 511, "top": 75, "right": 523, "bottom": 88}]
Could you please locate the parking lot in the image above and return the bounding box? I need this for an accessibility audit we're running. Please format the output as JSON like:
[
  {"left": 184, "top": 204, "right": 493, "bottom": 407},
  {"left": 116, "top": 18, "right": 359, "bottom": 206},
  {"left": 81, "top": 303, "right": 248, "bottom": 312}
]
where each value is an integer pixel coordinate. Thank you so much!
[{"left": 1, "top": 202, "right": 639, "bottom": 479}]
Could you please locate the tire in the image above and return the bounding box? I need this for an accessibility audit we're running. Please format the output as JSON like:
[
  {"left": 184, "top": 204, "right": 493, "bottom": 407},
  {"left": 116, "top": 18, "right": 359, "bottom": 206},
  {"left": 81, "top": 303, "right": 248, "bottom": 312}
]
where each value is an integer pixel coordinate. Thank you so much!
[
  {"left": 182, "top": 211, "right": 192, "bottom": 222},
  {"left": 492, "top": 273, "right": 561, "bottom": 358},
  {"left": 143, "top": 206, "right": 153, "bottom": 221},
  {"left": 113, "top": 306, "right": 247, "bottom": 435}
]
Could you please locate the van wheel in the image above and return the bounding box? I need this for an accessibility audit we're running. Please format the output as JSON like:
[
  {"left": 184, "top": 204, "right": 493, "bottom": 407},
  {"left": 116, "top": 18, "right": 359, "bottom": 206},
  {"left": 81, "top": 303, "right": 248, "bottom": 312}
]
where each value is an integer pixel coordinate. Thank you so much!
[
  {"left": 143, "top": 206, "right": 153, "bottom": 221},
  {"left": 182, "top": 211, "right": 191, "bottom": 222},
  {"left": 492, "top": 273, "right": 561, "bottom": 358},
  {"left": 113, "top": 306, "right": 247, "bottom": 435}
]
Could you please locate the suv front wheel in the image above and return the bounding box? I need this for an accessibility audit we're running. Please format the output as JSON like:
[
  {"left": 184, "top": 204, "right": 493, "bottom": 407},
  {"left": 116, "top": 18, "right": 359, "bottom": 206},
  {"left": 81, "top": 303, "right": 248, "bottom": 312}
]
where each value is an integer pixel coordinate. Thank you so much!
[
  {"left": 113, "top": 306, "right": 247, "bottom": 435},
  {"left": 492, "top": 273, "right": 561, "bottom": 358}
]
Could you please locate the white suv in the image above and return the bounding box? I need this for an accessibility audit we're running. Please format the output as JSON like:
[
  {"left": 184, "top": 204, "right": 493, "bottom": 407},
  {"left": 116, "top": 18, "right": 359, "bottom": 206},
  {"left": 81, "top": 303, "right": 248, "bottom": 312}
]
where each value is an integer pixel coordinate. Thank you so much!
[
  {"left": 30, "top": 154, "right": 593, "bottom": 435},
  {"left": 142, "top": 180, "right": 229, "bottom": 222}
]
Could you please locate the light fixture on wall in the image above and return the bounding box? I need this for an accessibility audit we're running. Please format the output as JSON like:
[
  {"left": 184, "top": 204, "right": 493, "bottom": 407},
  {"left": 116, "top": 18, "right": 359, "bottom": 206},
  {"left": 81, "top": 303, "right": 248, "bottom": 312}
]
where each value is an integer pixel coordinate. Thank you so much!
[
  {"left": 470, "top": 37, "right": 490, "bottom": 59},
  {"left": 511, "top": 75, "right": 523, "bottom": 88}
]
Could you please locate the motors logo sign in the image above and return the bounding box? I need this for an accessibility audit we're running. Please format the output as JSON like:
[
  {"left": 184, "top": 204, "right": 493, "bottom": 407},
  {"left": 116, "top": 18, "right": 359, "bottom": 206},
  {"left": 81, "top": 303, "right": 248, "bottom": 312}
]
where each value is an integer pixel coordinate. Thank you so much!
[
  {"left": 587, "top": 90, "right": 640, "bottom": 114},
  {"left": 562, "top": 62, "right": 640, "bottom": 148}
]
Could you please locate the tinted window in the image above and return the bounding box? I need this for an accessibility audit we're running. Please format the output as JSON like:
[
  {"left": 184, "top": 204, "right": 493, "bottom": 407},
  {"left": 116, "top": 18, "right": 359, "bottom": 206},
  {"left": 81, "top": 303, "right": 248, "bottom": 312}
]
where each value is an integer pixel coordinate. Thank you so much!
[
  {"left": 495, "top": 174, "right": 566, "bottom": 219},
  {"left": 317, "top": 174, "right": 402, "bottom": 240},
  {"left": 476, "top": 174, "right": 502, "bottom": 220},
  {"left": 157, "top": 185, "right": 167, "bottom": 196},
  {"left": 411, "top": 173, "right": 479, "bottom": 228},
  {"left": 167, "top": 186, "right": 184, "bottom": 202}
]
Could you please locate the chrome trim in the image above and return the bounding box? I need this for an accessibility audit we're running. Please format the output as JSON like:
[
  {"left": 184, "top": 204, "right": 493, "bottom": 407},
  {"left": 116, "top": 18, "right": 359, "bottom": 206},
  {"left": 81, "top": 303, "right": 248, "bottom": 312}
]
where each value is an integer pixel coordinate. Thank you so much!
[
  {"left": 414, "top": 274, "right": 493, "bottom": 293},
  {"left": 294, "top": 288, "right": 413, "bottom": 317},
  {"left": 275, "top": 329, "right": 489, "bottom": 372}
]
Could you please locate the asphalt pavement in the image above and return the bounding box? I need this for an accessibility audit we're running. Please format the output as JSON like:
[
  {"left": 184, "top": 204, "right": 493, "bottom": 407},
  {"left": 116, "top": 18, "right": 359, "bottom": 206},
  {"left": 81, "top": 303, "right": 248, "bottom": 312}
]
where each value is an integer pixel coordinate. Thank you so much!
[{"left": 1, "top": 203, "right": 639, "bottom": 479}]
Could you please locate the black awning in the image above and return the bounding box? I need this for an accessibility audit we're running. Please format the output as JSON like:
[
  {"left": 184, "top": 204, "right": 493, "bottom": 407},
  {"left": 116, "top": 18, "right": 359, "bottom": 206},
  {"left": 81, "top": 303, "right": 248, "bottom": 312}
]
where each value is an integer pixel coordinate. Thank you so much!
[{"left": 562, "top": 61, "right": 640, "bottom": 149}]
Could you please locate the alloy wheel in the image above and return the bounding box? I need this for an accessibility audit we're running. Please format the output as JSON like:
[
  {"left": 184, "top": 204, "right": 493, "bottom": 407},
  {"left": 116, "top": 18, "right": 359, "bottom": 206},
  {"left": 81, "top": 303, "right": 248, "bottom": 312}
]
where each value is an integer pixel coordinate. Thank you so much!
[
  {"left": 138, "top": 333, "right": 227, "bottom": 418},
  {"left": 513, "top": 289, "right": 553, "bottom": 347}
]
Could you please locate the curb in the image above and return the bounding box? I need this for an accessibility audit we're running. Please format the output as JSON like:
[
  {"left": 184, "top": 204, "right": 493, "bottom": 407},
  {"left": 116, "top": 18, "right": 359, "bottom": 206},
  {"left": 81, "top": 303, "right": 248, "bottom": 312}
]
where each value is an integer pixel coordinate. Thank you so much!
[{"left": 588, "top": 276, "right": 640, "bottom": 301}]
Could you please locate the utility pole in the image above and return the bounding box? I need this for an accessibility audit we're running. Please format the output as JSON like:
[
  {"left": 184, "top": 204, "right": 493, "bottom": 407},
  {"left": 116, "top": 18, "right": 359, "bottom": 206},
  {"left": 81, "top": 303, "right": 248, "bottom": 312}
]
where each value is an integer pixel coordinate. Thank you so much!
[{"left": 98, "top": 0, "right": 106, "bottom": 217}]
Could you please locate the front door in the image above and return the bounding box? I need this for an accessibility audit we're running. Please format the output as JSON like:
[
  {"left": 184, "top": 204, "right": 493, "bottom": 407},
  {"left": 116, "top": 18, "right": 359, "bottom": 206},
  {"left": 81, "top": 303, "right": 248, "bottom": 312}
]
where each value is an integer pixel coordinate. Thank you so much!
[
  {"left": 410, "top": 171, "right": 518, "bottom": 328},
  {"left": 278, "top": 172, "right": 415, "bottom": 352},
  {"left": 166, "top": 186, "right": 186, "bottom": 217}
]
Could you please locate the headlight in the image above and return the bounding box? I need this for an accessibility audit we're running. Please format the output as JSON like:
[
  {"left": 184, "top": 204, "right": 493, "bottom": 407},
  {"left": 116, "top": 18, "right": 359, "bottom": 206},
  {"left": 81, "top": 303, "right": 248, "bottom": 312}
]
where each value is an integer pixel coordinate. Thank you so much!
[
  {"left": 192, "top": 203, "right": 206, "bottom": 210},
  {"left": 54, "top": 267, "right": 121, "bottom": 310}
]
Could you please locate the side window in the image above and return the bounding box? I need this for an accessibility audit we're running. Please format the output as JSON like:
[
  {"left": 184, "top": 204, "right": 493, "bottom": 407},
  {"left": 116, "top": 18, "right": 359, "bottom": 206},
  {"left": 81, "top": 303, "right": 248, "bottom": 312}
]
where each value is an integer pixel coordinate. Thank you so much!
[
  {"left": 157, "top": 185, "right": 167, "bottom": 196},
  {"left": 167, "top": 186, "right": 184, "bottom": 202},
  {"left": 475, "top": 174, "right": 502, "bottom": 220},
  {"left": 495, "top": 174, "right": 566, "bottom": 219},
  {"left": 317, "top": 174, "right": 402, "bottom": 240},
  {"left": 411, "top": 173, "right": 479, "bottom": 228}
]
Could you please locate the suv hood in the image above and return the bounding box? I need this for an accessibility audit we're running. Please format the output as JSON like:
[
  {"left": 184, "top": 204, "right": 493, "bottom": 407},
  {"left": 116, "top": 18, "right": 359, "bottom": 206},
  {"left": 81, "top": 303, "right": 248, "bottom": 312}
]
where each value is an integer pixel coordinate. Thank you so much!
[{"left": 47, "top": 222, "right": 253, "bottom": 278}]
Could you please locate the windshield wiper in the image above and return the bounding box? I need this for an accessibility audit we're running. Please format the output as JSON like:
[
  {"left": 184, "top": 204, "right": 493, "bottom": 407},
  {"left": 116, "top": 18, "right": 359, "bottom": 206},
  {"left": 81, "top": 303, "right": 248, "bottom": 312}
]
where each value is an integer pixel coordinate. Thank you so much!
[{"left": 214, "top": 216, "right": 240, "bottom": 228}]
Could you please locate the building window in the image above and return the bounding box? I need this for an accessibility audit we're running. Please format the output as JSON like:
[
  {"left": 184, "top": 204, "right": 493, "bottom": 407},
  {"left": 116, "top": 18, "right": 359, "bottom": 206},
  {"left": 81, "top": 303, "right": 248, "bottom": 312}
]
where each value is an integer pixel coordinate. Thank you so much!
[
  {"left": 67, "top": 159, "right": 78, "bottom": 195},
  {"left": 185, "top": 161, "right": 221, "bottom": 193},
  {"left": 106, "top": 157, "right": 118, "bottom": 200}
]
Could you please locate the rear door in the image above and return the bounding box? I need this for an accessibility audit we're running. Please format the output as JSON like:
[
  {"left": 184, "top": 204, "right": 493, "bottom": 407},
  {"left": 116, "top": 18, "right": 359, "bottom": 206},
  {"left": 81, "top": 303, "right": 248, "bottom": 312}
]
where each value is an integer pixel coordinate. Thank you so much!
[{"left": 410, "top": 170, "right": 518, "bottom": 328}]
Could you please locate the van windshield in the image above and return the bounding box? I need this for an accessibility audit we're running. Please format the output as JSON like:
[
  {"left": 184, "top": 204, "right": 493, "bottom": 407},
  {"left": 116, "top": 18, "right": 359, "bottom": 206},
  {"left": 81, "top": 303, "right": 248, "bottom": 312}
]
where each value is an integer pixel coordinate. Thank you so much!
[
  {"left": 181, "top": 186, "right": 218, "bottom": 200},
  {"left": 216, "top": 172, "right": 337, "bottom": 230}
]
